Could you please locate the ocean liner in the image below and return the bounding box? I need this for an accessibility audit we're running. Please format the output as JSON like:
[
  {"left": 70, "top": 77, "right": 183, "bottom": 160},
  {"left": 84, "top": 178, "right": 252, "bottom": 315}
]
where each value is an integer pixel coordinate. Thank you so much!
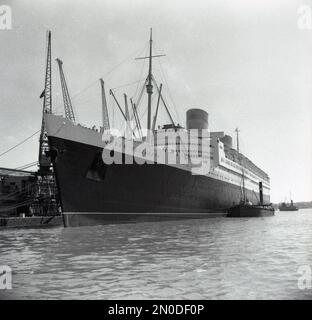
[{"left": 43, "top": 30, "right": 271, "bottom": 227}]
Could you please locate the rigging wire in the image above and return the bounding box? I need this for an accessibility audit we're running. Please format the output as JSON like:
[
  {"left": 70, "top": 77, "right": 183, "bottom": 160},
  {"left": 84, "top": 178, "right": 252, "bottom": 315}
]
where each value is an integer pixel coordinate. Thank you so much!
[
  {"left": 72, "top": 97, "right": 99, "bottom": 107},
  {"left": 130, "top": 91, "right": 158, "bottom": 133},
  {"left": 0, "top": 196, "right": 47, "bottom": 213},
  {"left": 153, "top": 41, "right": 181, "bottom": 124},
  {"left": 132, "top": 43, "right": 149, "bottom": 100},
  {"left": 110, "top": 94, "right": 115, "bottom": 129},
  {"left": 0, "top": 189, "right": 34, "bottom": 200},
  {"left": 53, "top": 42, "right": 149, "bottom": 117},
  {"left": 0, "top": 130, "right": 41, "bottom": 159},
  {"left": 157, "top": 58, "right": 181, "bottom": 125},
  {"left": 0, "top": 181, "right": 38, "bottom": 199},
  {"left": 62, "top": 43, "right": 148, "bottom": 102},
  {"left": 110, "top": 79, "right": 146, "bottom": 91},
  {"left": 14, "top": 161, "right": 38, "bottom": 170},
  {"left": 133, "top": 77, "right": 147, "bottom": 116},
  {"left": 102, "top": 41, "right": 148, "bottom": 81},
  {"left": 105, "top": 42, "right": 149, "bottom": 129}
]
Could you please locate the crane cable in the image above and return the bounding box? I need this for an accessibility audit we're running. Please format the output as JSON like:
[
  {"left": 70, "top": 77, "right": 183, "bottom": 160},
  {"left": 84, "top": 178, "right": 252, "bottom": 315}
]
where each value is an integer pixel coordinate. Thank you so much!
[
  {"left": 14, "top": 161, "right": 39, "bottom": 170},
  {"left": 0, "top": 130, "right": 41, "bottom": 159}
]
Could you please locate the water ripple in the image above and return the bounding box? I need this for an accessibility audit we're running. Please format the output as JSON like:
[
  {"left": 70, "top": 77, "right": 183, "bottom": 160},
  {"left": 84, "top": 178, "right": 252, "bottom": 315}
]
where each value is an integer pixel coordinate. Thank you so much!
[{"left": 1, "top": 210, "right": 312, "bottom": 299}]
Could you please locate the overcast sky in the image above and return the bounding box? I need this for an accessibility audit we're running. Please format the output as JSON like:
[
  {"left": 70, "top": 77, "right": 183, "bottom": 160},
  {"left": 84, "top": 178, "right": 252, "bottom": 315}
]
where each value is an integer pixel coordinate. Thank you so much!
[{"left": 0, "top": 0, "right": 311, "bottom": 202}]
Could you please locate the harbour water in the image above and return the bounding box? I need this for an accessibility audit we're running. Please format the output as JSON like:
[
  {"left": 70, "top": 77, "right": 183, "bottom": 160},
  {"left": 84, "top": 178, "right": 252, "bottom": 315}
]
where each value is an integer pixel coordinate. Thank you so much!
[{"left": 1, "top": 209, "right": 312, "bottom": 300}]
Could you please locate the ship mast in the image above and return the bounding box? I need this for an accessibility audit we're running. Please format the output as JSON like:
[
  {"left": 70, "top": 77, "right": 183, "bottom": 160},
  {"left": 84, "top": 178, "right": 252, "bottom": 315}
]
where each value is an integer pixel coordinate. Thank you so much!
[
  {"left": 235, "top": 127, "right": 246, "bottom": 203},
  {"left": 146, "top": 28, "right": 153, "bottom": 131},
  {"left": 242, "top": 166, "right": 246, "bottom": 203},
  {"left": 135, "top": 28, "right": 165, "bottom": 132}
]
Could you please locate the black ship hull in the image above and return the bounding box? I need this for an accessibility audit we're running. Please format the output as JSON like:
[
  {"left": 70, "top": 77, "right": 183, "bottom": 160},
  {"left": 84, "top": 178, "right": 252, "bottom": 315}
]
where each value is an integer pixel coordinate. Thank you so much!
[
  {"left": 49, "top": 136, "right": 270, "bottom": 227},
  {"left": 227, "top": 204, "right": 275, "bottom": 217},
  {"left": 279, "top": 207, "right": 299, "bottom": 211}
]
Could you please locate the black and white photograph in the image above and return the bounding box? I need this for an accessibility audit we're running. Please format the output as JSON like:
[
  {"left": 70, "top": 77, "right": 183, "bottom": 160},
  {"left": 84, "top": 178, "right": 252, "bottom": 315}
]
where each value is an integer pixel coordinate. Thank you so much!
[{"left": 0, "top": 0, "right": 312, "bottom": 304}]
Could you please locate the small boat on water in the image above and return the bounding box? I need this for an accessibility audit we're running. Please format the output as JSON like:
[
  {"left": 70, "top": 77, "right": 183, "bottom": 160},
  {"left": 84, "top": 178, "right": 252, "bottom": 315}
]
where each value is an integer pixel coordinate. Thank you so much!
[
  {"left": 279, "top": 200, "right": 299, "bottom": 211},
  {"left": 227, "top": 182, "right": 275, "bottom": 217},
  {"left": 227, "top": 130, "right": 274, "bottom": 217},
  {"left": 227, "top": 202, "right": 275, "bottom": 217}
]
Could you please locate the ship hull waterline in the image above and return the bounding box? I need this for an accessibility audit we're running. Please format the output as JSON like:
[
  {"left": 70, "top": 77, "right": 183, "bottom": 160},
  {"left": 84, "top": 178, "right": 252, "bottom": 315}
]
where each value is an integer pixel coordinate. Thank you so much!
[{"left": 227, "top": 204, "right": 275, "bottom": 218}]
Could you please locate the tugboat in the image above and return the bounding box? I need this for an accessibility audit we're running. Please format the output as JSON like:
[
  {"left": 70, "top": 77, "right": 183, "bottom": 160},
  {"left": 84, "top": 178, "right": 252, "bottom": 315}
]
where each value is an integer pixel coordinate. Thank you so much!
[
  {"left": 279, "top": 200, "right": 298, "bottom": 211},
  {"left": 227, "top": 129, "right": 274, "bottom": 217},
  {"left": 227, "top": 183, "right": 275, "bottom": 217}
]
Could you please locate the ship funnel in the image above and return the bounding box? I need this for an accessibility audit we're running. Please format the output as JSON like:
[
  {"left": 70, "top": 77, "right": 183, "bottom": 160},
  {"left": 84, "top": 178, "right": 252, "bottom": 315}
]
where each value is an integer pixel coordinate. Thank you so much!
[
  {"left": 259, "top": 182, "right": 263, "bottom": 205},
  {"left": 186, "top": 109, "right": 208, "bottom": 130},
  {"left": 220, "top": 135, "right": 233, "bottom": 149}
]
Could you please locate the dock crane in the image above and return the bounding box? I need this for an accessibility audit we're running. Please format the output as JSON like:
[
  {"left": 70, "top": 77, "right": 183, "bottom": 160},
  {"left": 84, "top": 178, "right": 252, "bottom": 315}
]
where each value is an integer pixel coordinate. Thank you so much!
[
  {"left": 56, "top": 58, "right": 76, "bottom": 123},
  {"left": 38, "top": 30, "right": 52, "bottom": 174},
  {"left": 36, "top": 31, "right": 60, "bottom": 216},
  {"left": 100, "top": 78, "right": 110, "bottom": 131}
]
